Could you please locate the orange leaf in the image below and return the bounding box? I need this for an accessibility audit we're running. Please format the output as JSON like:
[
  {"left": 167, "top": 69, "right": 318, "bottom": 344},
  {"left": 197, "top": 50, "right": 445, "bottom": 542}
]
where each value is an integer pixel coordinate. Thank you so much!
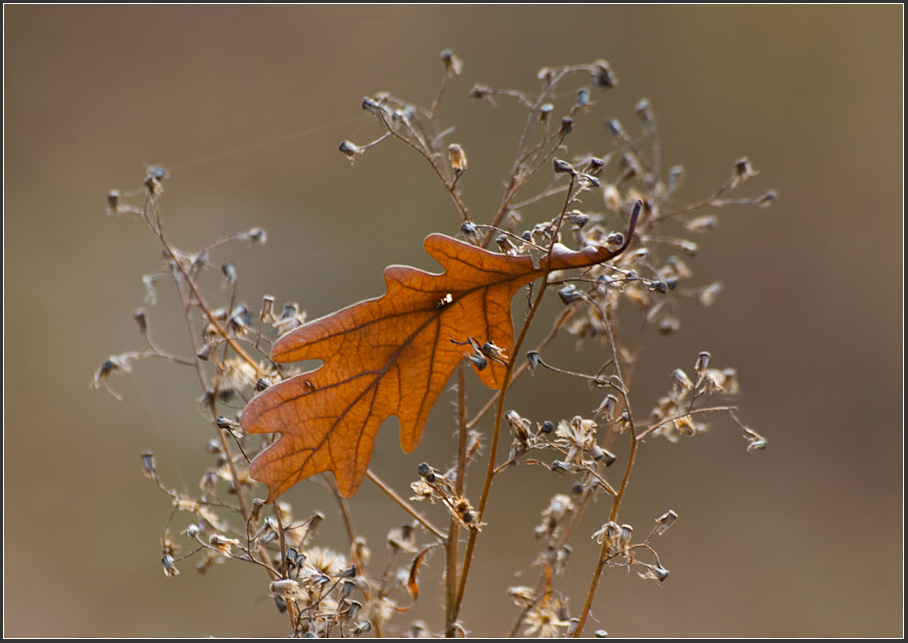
[{"left": 241, "top": 206, "right": 639, "bottom": 500}]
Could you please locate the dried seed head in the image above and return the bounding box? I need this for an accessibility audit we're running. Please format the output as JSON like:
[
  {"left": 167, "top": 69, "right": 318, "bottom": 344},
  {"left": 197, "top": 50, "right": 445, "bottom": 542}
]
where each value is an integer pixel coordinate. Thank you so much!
[
  {"left": 757, "top": 190, "right": 778, "bottom": 207},
  {"left": 685, "top": 214, "right": 719, "bottom": 233},
  {"left": 539, "top": 103, "right": 554, "bottom": 121},
  {"left": 553, "top": 159, "right": 574, "bottom": 174},
  {"left": 699, "top": 282, "right": 722, "bottom": 307},
  {"left": 566, "top": 211, "right": 589, "bottom": 228},
  {"left": 695, "top": 351, "right": 711, "bottom": 373},
  {"left": 133, "top": 309, "right": 147, "bottom": 334},
  {"left": 576, "top": 88, "right": 590, "bottom": 108},
  {"left": 595, "top": 629, "right": 609, "bottom": 638},
  {"left": 447, "top": 143, "right": 468, "bottom": 175},
  {"left": 604, "top": 119, "right": 626, "bottom": 139},
  {"left": 605, "top": 232, "right": 625, "bottom": 249},
  {"left": 496, "top": 235, "right": 516, "bottom": 255},
  {"left": 505, "top": 410, "right": 532, "bottom": 445},
  {"left": 361, "top": 96, "right": 383, "bottom": 115},
  {"left": 540, "top": 420, "right": 555, "bottom": 435},
  {"left": 654, "top": 509, "right": 679, "bottom": 535},
  {"left": 591, "top": 444, "right": 616, "bottom": 466},
  {"left": 526, "top": 350, "right": 540, "bottom": 372},
  {"left": 733, "top": 157, "right": 757, "bottom": 184},
  {"left": 469, "top": 83, "right": 494, "bottom": 99},
  {"left": 440, "top": 49, "right": 463, "bottom": 75},
  {"left": 590, "top": 60, "right": 616, "bottom": 88},
  {"left": 106, "top": 190, "right": 120, "bottom": 215},
  {"left": 558, "top": 284, "right": 583, "bottom": 305},
  {"left": 141, "top": 451, "right": 156, "bottom": 480},
  {"left": 460, "top": 220, "right": 480, "bottom": 244},
  {"left": 221, "top": 263, "right": 236, "bottom": 284},
  {"left": 672, "top": 369, "right": 694, "bottom": 392},
  {"left": 161, "top": 554, "right": 179, "bottom": 577},
  {"left": 583, "top": 157, "right": 605, "bottom": 176},
  {"left": 639, "top": 563, "right": 670, "bottom": 582},
  {"left": 559, "top": 116, "right": 574, "bottom": 136}
]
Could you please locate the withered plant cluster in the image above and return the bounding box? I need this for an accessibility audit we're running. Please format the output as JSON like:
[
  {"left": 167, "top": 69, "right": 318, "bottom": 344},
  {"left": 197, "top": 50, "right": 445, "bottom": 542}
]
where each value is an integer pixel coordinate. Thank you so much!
[{"left": 97, "top": 51, "right": 771, "bottom": 637}]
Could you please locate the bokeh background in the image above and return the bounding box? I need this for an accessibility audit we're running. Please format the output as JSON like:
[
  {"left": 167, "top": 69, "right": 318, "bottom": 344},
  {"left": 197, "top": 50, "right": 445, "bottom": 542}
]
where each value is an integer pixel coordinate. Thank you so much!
[{"left": 4, "top": 5, "right": 902, "bottom": 638}]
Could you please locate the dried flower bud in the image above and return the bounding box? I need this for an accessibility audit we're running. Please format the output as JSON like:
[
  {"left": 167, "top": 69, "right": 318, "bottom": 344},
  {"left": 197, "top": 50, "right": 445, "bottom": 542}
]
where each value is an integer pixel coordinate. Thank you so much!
[
  {"left": 539, "top": 103, "right": 554, "bottom": 122},
  {"left": 222, "top": 263, "right": 236, "bottom": 284},
  {"left": 540, "top": 420, "right": 555, "bottom": 435},
  {"left": 469, "top": 83, "right": 494, "bottom": 99},
  {"left": 250, "top": 498, "right": 265, "bottom": 525},
  {"left": 361, "top": 96, "right": 383, "bottom": 115},
  {"left": 505, "top": 410, "right": 531, "bottom": 445},
  {"left": 685, "top": 215, "right": 718, "bottom": 233},
  {"left": 247, "top": 227, "right": 266, "bottom": 244},
  {"left": 733, "top": 157, "right": 757, "bottom": 183},
  {"left": 558, "top": 284, "right": 583, "bottom": 305},
  {"left": 559, "top": 116, "right": 574, "bottom": 136},
  {"left": 590, "top": 60, "right": 616, "bottom": 88},
  {"left": 132, "top": 308, "right": 148, "bottom": 334},
  {"left": 605, "top": 119, "right": 626, "bottom": 139},
  {"left": 576, "top": 88, "right": 590, "bottom": 108},
  {"left": 106, "top": 190, "right": 120, "bottom": 215},
  {"left": 695, "top": 351, "right": 711, "bottom": 373},
  {"left": 757, "top": 190, "right": 777, "bottom": 207},
  {"left": 460, "top": 221, "right": 480, "bottom": 243},
  {"left": 447, "top": 143, "right": 468, "bottom": 175},
  {"left": 526, "top": 350, "right": 540, "bottom": 372},
  {"left": 595, "top": 629, "right": 608, "bottom": 638},
  {"left": 440, "top": 49, "right": 463, "bottom": 75},
  {"left": 654, "top": 509, "right": 679, "bottom": 535},
  {"left": 161, "top": 554, "right": 179, "bottom": 577},
  {"left": 672, "top": 369, "right": 694, "bottom": 392},
  {"left": 567, "top": 211, "right": 590, "bottom": 228},
  {"left": 553, "top": 159, "right": 574, "bottom": 174},
  {"left": 583, "top": 157, "right": 605, "bottom": 176},
  {"left": 141, "top": 451, "right": 156, "bottom": 480},
  {"left": 496, "top": 235, "right": 516, "bottom": 255},
  {"left": 639, "top": 563, "right": 670, "bottom": 582},
  {"left": 591, "top": 444, "right": 616, "bottom": 466},
  {"left": 699, "top": 282, "right": 722, "bottom": 307}
]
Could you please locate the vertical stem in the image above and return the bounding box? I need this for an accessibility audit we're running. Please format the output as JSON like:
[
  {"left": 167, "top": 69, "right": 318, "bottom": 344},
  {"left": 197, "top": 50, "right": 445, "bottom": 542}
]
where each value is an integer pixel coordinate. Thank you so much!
[{"left": 445, "top": 363, "right": 469, "bottom": 635}]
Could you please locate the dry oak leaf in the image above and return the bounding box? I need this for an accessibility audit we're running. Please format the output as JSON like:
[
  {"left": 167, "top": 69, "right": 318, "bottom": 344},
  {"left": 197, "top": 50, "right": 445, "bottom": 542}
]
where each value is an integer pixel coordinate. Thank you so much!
[{"left": 242, "top": 206, "right": 639, "bottom": 499}]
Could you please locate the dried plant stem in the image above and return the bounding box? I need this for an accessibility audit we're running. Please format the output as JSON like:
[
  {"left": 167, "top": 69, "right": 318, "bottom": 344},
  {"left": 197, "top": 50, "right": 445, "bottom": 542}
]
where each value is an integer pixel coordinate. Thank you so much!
[
  {"left": 365, "top": 470, "right": 445, "bottom": 540},
  {"left": 146, "top": 193, "right": 266, "bottom": 379},
  {"left": 452, "top": 179, "right": 577, "bottom": 623},
  {"left": 444, "top": 363, "right": 469, "bottom": 636}
]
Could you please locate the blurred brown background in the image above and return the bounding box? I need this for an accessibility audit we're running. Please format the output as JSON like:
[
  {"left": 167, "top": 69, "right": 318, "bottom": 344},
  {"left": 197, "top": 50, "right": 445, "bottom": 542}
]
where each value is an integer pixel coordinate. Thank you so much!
[{"left": 4, "top": 5, "right": 902, "bottom": 638}]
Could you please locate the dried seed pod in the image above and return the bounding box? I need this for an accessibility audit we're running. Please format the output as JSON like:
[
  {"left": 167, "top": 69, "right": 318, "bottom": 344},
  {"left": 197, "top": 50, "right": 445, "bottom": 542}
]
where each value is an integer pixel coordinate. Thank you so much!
[
  {"left": 106, "top": 190, "right": 119, "bottom": 215},
  {"left": 558, "top": 285, "right": 583, "bottom": 305},
  {"left": 141, "top": 451, "right": 156, "bottom": 480},
  {"left": 440, "top": 49, "right": 463, "bottom": 75},
  {"left": 447, "top": 143, "right": 468, "bottom": 176},
  {"left": 132, "top": 308, "right": 148, "bottom": 334},
  {"left": 590, "top": 60, "right": 616, "bottom": 88},
  {"left": 553, "top": 159, "right": 574, "bottom": 174},
  {"left": 757, "top": 190, "right": 778, "bottom": 207}
]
